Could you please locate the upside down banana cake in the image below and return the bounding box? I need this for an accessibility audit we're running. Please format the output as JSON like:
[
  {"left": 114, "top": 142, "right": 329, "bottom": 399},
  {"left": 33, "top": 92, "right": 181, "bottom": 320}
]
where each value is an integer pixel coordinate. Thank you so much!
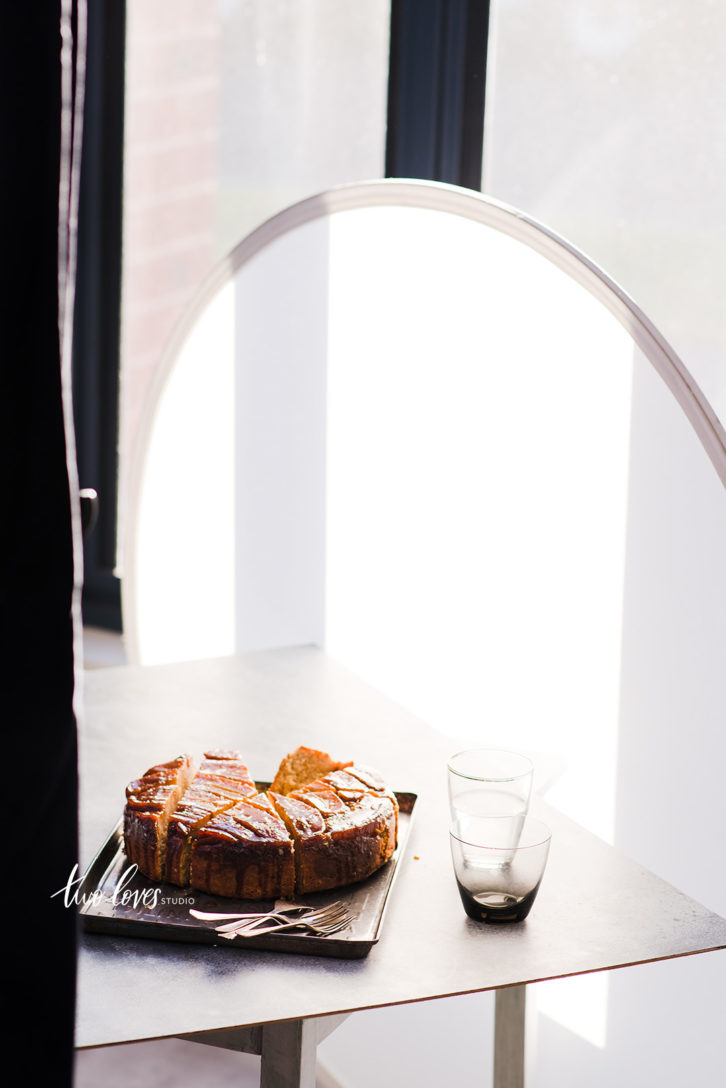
[{"left": 123, "top": 746, "right": 399, "bottom": 898}]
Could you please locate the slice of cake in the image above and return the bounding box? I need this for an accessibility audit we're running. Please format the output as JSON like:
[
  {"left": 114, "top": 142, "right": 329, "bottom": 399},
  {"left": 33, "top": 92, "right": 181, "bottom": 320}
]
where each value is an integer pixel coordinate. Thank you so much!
[
  {"left": 165, "top": 751, "right": 257, "bottom": 886},
  {"left": 270, "top": 774, "right": 398, "bottom": 894},
  {"left": 322, "top": 766, "right": 400, "bottom": 840},
  {"left": 191, "top": 792, "right": 295, "bottom": 899},
  {"left": 196, "top": 749, "right": 260, "bottom": 791},
  {"left": 124, "top": 754, "right": 196, "bottom": 881},
  {"left": 268, "top": 790, "right": 330, "bottom": 894},
  {"left": 269, "top": 745, "right": 352, "bottom": 795}
]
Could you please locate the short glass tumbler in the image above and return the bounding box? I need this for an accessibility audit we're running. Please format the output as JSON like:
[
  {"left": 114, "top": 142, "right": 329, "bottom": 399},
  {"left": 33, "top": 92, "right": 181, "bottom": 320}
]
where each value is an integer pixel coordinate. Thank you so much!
[
  {"left": 447, "top": 748, "right": 534, "bottom": 846},
  {"left": 449, "top": 815, "right": 552, "bottom": 923}
]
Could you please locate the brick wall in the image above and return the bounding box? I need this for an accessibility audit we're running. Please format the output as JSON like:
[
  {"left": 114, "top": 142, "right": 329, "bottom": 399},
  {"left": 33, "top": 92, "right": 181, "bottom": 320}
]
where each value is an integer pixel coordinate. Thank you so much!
[{"left": 119, "top": 1, "right": 220, "bottom": 524}]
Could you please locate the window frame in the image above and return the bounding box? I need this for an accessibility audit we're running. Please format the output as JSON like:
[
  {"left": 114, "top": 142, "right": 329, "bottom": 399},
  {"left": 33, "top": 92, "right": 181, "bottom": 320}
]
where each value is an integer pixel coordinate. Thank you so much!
[
  {"left": 72, "top": 0, "right": 491, "bottom": 631},
  {"left": 72, "top": 0, "right": 125, "bottom": 630}
]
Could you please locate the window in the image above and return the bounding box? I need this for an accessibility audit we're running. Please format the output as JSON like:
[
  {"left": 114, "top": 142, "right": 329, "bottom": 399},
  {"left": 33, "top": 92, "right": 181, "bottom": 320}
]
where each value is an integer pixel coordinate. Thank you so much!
[
  {"left": 118, "top": 0, "right": 391, "bottom": 587},
  {"left": 76, "top": 0, "right": 395, "bottom": 628},
  {"left": 484, "top": 0, "right": 726, "bottom": 424}
]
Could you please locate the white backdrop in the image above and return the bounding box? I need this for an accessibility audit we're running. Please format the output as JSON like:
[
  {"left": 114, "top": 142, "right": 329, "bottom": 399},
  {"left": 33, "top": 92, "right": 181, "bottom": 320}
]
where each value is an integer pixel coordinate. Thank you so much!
[{"left": 124, "top": 186, "right": 726, "bottom": 1087}]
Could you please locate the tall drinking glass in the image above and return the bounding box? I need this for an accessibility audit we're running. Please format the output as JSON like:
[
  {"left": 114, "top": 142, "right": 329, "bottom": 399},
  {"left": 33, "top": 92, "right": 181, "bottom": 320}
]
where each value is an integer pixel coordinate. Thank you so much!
[{"left": 447, "top": 748, "right": 534, "bottom": 848}]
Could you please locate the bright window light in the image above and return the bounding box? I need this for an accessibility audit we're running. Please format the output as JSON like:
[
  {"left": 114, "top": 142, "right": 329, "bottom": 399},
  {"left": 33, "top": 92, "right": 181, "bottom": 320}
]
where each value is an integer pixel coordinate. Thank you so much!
[{"left": 325, "top": 205, "right": 632, "bottom": 849}]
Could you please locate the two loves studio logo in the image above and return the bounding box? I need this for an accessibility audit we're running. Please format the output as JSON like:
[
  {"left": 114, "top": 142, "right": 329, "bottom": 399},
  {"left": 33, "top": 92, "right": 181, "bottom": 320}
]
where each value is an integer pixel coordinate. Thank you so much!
[{"left": 51, "top": 863, "right": 196, "bottom": 910}]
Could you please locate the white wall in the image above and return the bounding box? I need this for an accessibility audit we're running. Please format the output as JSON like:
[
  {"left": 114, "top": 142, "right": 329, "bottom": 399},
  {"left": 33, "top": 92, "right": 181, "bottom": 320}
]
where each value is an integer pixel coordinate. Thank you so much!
[
  {"left": 127, "top": 195, "right": 726, "bottom": 1086},
  {"left": 319, "top": 207, "right": 726, "bottom": 1087}
]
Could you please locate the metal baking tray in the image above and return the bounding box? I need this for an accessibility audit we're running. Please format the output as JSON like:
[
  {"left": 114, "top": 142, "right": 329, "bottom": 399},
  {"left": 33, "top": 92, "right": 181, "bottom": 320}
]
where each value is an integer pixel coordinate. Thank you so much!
[{"left": 79, "top": 790, "right": 416, "bottom": 959}]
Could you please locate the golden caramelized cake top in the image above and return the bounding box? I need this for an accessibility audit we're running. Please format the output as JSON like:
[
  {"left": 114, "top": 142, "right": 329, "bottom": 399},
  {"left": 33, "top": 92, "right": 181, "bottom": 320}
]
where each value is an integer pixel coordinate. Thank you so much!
[
  {"left": 344, "top": 765, "right": 389, "bottom": 793},
  {"left": 199, "top": 751, "right": 256, "bottom": 788},
  {"left": 167, "top": 753, "right": 255, "bottom": 838},
  {"left": 290, "top": 780, "right": 391, "bottom": 833},
  {"left": 289, "top": 783, "right": 348, "bottom": 815},
  {"left": 268, "top": 791, "right": 327, "bottom": 839},
  {"left": 124, "top": 754, "right": 195, "bottom": 811},
  {"left": 197, "top": 793, "right": 292, "bottom": 845}
]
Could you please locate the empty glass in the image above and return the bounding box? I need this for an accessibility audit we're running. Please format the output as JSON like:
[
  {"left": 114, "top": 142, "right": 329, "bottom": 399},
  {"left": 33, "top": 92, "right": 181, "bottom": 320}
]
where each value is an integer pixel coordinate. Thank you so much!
[
  {"left": 449, "top": 815, "right": 552, "bottom": 923},
  {"left": 447, "top": 748, "right": 534, "bottom": 847}
]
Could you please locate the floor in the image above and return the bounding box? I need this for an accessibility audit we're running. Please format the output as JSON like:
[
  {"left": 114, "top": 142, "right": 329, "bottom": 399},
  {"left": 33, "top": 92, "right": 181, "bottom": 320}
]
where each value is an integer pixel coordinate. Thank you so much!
[
  {"left": 75, "top": 1039, "right": 264, "bottom": 1087},
  {"left": 82, "top": 625, "right": 128, "bottom": 669}
]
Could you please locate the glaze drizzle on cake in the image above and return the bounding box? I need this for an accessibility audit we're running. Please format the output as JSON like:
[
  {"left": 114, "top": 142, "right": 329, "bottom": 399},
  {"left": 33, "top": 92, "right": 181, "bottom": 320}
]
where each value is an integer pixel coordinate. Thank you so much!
[{"left": 124, "top": 746, "right": 398, "bottom": 898}]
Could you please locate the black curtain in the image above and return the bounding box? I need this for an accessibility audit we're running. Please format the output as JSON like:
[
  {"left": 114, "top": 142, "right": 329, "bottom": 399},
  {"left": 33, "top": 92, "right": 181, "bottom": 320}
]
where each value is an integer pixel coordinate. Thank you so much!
[{"left": 0, "top": 4, "right": 83, "bottom": 1084}]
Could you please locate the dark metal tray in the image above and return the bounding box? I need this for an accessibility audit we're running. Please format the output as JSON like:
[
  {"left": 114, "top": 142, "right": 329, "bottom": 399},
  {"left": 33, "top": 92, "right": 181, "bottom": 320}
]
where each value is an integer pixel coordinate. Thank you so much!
[{"left": 79, "top": 790, "right": 416, "bottom": 959}]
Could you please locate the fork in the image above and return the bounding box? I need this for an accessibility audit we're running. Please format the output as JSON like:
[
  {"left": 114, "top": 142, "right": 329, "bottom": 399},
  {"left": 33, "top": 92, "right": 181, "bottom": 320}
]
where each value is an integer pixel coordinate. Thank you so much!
[
  {"left": 190, "top": 900, "right": 314, "bottom": 924},
  {"left": 216, "top": 901, "right": 352, "bottom": 939},
  {"left": 218, "top": 913, "right": 351, "bottom": 940}
]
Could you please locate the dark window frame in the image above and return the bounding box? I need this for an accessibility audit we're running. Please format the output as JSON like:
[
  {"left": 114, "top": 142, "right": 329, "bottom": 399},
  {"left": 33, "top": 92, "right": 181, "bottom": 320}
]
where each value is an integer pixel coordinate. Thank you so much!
[
  {"left": 72, "top": 0, "right": 491, "bottom": 631},
  {"left": 72, "top": 0, "right": 125, "bottom": 630},
  {"left": 386, "top": 0, "right": 490, "bottom": 189}
]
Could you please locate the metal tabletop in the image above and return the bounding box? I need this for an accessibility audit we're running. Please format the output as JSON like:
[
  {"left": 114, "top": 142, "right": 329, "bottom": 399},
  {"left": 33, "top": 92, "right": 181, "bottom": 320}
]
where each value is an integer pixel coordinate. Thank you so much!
[{"left": 75, "top": 648, "right": 726, "bottom": 1085}]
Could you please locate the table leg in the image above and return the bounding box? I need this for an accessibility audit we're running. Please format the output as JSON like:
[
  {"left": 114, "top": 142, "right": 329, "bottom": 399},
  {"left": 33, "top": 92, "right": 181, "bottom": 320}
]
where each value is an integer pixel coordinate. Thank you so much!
[
  {"left": 260, "top": 1019, "right": 318, "bottom": 1088},
  {"left": 183, "top": 1012, "right": 349, "bottom": 1086},
  {"left": 494, "top": 985, "right": 535, "bottom": 1088}
]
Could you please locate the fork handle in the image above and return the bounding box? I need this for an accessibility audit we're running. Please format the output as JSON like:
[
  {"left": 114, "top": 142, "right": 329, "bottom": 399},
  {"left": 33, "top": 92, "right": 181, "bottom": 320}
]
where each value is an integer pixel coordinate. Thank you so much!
[
  {"left": 191, "top": 906, "right": 306, "bottom": 924},
  {"left": 219, "top": 917, "right": 309, "bottom": 939},
  {"left": 215, "top": 912, "right": 295, "bottom": 934},
  {"left": 190, "top": 910, "right": 260, "bottom": 922}
]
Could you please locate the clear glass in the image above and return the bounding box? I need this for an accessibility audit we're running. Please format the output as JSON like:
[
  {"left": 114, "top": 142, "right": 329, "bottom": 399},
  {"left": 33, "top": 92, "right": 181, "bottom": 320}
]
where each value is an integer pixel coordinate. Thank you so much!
[
  {"left": 449, "top": 815, "right": 552, "bottom": 923},
  {"left": 484, "top": 0, "right": 726, "bottom": 428},
  {"left": 447, "top": 748, "right": 534, "bottom": 846}
]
